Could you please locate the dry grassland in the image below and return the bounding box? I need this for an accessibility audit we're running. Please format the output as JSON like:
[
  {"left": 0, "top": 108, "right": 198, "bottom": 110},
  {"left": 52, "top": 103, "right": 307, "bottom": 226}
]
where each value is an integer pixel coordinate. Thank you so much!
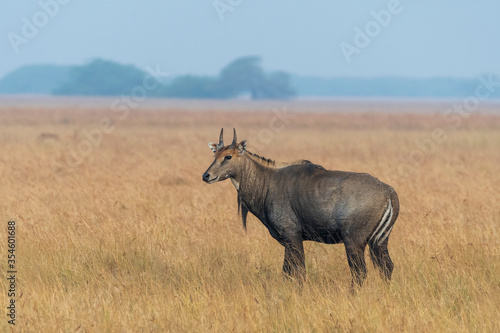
[{"left": 0, "top": 100, "right": 499, "bottom": 332}]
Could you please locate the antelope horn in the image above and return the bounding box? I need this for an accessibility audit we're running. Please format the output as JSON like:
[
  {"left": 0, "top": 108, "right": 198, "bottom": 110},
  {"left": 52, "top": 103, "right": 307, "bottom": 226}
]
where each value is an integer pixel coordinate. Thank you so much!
[
  {"left": 231, "top": 128, "right": 237, "bottom": 147},
  {"left": 218, "top": 128, "right": 224, "bottom": 148}
]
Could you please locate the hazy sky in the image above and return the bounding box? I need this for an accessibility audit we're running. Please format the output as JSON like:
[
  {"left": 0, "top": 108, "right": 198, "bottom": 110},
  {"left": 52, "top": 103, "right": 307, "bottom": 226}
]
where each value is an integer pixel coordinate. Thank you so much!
[{"left": 1, "top": 1, "right": 499, "bottom": 79}]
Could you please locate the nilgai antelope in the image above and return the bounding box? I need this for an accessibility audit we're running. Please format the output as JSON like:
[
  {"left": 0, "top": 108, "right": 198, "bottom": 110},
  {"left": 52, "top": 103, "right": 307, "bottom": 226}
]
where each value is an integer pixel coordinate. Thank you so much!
[{"left": 202, "top": 129, "right": 399, "bottom": 288}]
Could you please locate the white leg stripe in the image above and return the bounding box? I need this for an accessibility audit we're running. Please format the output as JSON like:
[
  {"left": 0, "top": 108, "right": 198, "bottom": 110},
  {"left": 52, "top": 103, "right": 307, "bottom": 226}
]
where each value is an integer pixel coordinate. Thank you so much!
[
  {"left": 370, "top": 199, "right": 393, "bottom": 245},
  {"left": 370, "top": 199, "right": 391, "bottom": 239},
  {"left": 373, "top": 204, "right": 393, "bottom": 244},
  {"left": 377, "top": 223, "right": 394, "bottom": 245}
]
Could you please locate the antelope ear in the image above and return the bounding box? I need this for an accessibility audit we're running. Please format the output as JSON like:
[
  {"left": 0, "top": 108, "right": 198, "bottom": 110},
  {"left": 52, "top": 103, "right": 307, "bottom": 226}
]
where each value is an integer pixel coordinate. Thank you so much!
[
  {"left": 237, "top": 140, "right": 247, "bottom": 155},
  {"left": 208, "top": 142, "right": 219, "bottom": 153}
]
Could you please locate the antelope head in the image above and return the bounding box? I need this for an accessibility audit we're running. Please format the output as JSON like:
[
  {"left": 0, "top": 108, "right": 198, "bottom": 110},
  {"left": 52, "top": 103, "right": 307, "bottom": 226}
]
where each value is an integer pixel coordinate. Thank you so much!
[{"left": 202, "top": 128, "right": 247, "bottom": 184}]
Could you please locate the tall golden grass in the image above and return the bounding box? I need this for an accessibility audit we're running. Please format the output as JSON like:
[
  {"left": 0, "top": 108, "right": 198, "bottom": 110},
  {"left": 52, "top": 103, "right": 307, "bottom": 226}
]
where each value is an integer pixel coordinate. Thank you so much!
[{"left": 0, "top": 101, "right": 499, "bottom": 332}]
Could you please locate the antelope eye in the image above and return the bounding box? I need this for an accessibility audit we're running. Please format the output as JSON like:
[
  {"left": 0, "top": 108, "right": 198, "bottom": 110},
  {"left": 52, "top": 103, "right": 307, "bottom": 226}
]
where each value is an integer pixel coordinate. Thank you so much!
[{"left": 225, "top": 155, "right": 232, "bottom": 160}]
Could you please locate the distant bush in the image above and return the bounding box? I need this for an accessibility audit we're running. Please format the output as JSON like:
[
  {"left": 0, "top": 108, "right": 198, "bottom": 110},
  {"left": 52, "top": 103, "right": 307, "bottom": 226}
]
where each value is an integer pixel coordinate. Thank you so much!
[
  {"left": 153, "top": 75, "right": 224, "bottom": 99},
  {"left": 53, "top": 59, "right": 153, "bottom": 96}
]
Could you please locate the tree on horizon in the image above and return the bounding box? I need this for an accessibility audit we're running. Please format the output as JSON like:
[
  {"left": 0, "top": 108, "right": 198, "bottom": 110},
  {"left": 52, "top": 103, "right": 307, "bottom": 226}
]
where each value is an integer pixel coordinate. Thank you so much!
[{"left": 53, "top": 59, "right": 149, "bottom": 96}]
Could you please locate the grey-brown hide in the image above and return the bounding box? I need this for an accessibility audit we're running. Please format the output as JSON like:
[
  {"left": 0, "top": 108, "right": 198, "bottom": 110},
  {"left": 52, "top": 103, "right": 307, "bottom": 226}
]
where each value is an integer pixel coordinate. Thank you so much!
[{"left": 202, "top": 128, "right": 400, "bottom": 288}]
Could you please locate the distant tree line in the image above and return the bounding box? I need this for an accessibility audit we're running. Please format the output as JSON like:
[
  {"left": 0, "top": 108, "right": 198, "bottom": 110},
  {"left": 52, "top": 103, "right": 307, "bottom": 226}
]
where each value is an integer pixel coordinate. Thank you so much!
[
  {"left": 3, "top": 59, "right": 496, "bottom": 98},
  {"left": 53, "top": 57, "right": 296, "bottom": 100}
]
